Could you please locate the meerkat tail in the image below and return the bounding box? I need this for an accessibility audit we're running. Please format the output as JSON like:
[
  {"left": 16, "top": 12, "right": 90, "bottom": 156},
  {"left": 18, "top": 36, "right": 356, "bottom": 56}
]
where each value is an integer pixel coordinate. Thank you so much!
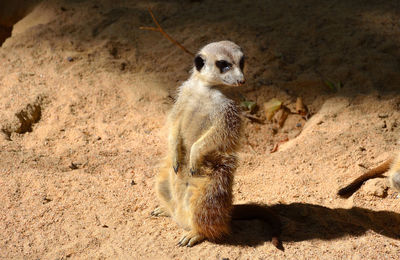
[
  {"left": 337, "top": 158, "right": 394, "bottom": 197},
  {"left": 232, "top": 204, "right": 283, "bottom": 250}
]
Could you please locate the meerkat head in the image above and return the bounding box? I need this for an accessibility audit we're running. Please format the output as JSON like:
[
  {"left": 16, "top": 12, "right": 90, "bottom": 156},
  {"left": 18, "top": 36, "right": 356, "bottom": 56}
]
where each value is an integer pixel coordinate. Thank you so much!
[{"left": 192, "top": 41, "right": 245, "bottom": 87}]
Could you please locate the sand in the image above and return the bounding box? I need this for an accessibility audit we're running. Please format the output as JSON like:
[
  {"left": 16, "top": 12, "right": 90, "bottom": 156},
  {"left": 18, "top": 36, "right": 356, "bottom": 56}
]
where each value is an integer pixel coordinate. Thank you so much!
[{"left": 1, "top": 0, "right": 400, "bottom": 259}]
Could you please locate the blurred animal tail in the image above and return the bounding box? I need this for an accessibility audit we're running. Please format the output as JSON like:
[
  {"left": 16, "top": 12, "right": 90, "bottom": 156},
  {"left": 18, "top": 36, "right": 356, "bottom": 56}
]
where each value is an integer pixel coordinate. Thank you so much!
[{"left": 337, "top": 158, "right": 393, "bottom": 197}]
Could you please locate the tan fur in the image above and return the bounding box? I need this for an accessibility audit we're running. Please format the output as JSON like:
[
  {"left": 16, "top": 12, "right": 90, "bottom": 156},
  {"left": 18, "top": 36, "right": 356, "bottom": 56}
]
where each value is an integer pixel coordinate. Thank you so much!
[
  {"left": 389, "top": 153, "right": 400, "bottom": 192},
  {"left": 153, "top": 41, "right": 244, "bottom": 246},
  {"left": 153, "top": 41, "right": 281, "bottom": 248}
]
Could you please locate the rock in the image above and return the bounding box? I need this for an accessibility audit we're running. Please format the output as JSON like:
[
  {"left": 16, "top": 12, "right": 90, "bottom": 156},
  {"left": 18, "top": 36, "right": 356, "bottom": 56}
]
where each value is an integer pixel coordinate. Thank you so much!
[
  {"left": 69, "top": 162, "right": 79, "bottom": 170},
  {"left": 362, "top": 179, "right": 388, "bottom": 198},
  {"left": 378, "top": 114, "right": 388, "bottom": 118},
  {"left": 1, "top": 95, "right": 45, "bottom": 139}
]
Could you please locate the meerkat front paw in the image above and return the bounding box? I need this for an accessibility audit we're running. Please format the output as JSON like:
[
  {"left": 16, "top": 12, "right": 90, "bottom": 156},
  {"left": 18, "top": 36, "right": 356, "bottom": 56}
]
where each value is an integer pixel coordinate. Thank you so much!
[
  {"left": 189, "top": 160, "right": 199, "bottom": 176},
  {"left": 177, "top": 231, "right": 205, "bottom": 247},
  {"left": 172, "top": 152, "right": 180, "bottom": 174},
  {"left": 189, "top": 145, "right": 199, "bottom": 176},
  {"left": 173, "top": 158, "right": 179, "bottom": 174}
]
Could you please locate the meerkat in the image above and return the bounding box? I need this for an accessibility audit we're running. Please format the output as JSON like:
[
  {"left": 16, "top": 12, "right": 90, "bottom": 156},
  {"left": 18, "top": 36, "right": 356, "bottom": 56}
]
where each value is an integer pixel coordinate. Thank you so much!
[
  {"left": 389, "top": 153, "right": 400, "bottom": 192},
  {"left": 151, "top": 41, "right": 281, "bottom": 248},
  {"left": 338, "top": 153, "right": 400, "bottom": 197}
]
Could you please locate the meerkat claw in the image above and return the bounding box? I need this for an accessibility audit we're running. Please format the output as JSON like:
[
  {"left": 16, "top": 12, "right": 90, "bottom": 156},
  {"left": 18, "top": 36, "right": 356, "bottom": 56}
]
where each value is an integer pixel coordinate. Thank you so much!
[
  {"left": 173, "top": 163, "right": 179, "bottom": 174},
  {"left": 177, "top": 236, "right": 188, "bottom": 246},
  {"left": 151, "top": 207, "right": 169, "bottom": 217},
  {"left": 178, "top": 232, "right": 204, "bottom": 247},
  {"left": 186, "top": 235, "right": 204, "bottom": 247}
]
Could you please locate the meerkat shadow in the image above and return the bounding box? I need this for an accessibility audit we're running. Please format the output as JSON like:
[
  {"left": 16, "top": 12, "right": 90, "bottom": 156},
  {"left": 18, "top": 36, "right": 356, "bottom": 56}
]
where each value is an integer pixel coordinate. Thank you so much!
[
  {"left": 222, "top": 202, "right": 400, "bottom": 247},
  {"left": 273, "top": 203, "right": 400, "bottom": 242},
  {"left": 221, "top": 219, "right": 281, "bottom": 248}
]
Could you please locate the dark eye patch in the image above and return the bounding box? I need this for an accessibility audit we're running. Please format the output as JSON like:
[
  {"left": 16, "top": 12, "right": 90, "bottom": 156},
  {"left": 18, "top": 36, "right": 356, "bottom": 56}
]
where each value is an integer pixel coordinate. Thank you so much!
[
  {"left": 215, "top": 60, "right": 232, "bottom": 73},
  {"left": 194, "top": 55, "right": 205, "bottom": 71},
  {"left": 239, "top": 56, "right": 245, "bottom": 71}
]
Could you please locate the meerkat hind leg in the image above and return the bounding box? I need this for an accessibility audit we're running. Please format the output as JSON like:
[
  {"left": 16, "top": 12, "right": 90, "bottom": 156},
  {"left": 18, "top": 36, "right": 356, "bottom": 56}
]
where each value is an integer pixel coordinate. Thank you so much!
[
  {"left": 151, "top": 206, "right": 170, "bottom": 217},
  {"left": 153, "top": 165, "right": 173, "bottom": 217},
  {"left": 177, "top": 231, "right": 205, "bottom": 247}
]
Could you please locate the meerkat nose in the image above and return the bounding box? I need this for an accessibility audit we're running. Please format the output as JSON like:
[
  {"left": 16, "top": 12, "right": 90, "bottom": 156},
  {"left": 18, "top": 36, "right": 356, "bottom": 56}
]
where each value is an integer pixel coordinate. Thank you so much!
[{"left": 237, "top": 79, "right": 246, "bottom": 85}]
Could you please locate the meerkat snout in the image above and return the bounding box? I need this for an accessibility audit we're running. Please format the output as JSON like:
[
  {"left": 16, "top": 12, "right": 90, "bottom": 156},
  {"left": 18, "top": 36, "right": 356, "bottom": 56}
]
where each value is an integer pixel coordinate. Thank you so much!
[{"left": 237, "top": 79, "right": 246, "bottom": 86}]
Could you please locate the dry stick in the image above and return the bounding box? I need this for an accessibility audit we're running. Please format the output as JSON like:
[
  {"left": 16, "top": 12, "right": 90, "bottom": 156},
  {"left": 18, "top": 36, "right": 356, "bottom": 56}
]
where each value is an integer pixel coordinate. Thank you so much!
[
  {"left": 246, "top": 139, "right": 257, "bottom": 154},
  {"left": 139, "top": 8, "right": 194, "bottom": 56}
]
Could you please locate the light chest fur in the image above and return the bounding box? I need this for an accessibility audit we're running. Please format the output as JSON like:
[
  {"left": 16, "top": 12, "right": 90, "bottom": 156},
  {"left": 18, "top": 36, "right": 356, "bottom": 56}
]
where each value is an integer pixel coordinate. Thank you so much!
[{"left": 170, "top": 78, "right": 238, "bottom": 154}]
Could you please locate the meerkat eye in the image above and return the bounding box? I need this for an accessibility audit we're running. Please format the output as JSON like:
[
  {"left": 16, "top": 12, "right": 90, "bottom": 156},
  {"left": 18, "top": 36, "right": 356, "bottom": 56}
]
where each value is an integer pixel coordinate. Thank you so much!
[
  {"left": 194, "top": 55, "right": 205, "bottom": 71},
  {"left": 239, "top": 56, "right": 245, "bottom": 71},
  {"left": 215, "top": 60, "right": 232, "bottom": 73}
]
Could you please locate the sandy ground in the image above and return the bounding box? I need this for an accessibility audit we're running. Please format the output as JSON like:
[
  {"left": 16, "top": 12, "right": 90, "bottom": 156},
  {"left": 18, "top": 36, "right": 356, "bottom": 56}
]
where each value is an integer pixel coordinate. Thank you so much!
[{"left": 1, "top": 0, "right": 400, "bottom": 259}]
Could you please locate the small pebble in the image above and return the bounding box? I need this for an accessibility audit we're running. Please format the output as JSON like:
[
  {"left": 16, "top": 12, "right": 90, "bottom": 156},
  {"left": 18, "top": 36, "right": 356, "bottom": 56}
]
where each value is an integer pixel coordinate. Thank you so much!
[
  {"left": 378, "top": 114, "right": 388, "bottom": 118},
  {"left": 120, "top": 62, "right": 127, "bottom": 71},
  {"left": 67, "top": 57, "right": 74, "bottom": 62},
  {"left": 69, "top": 162, "right": 79, "bottom": 170},
  {"left": 43, "top": 197, "right": 52, "bottom": 204},
  {"left": 362, "top": 179, "right": 388, "bottom": 198}
]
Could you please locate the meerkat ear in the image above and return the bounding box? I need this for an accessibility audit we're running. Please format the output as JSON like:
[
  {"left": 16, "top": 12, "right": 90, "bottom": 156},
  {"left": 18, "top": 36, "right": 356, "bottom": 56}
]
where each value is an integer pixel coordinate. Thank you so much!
[{"left": 194, "top": 55, "right": 205, "bottom": 71}]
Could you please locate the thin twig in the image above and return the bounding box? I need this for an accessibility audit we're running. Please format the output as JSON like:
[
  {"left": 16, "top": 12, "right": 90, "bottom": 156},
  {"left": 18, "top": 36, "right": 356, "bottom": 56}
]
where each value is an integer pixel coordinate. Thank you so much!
[
  {"left": 242, "top": 112, "right": 265, "bottom": 124},
  {"left": 139, "top": 26, "right": 159, "bottom": 31},
  {"left": 245, "top": 137, "right": 257, "bottom": 154},
  {"left": 247, "top": 142, "right": 257, "bottom": 154},
  {"left": 140, "top": 8, "right": 194, "bottom": 56}
]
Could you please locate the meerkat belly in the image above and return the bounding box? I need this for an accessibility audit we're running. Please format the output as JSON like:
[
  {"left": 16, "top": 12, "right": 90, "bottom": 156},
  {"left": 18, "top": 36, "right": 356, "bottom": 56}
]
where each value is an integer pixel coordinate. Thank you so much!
[
  {"left": 179, "top": 99, "right": 215, "bottom": 149},
  {"left": 180, "top": 97, "right": 218, "bottom": 148},
  {"left": 172, "top": 173, "right": 210, "bottom": 229}
]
